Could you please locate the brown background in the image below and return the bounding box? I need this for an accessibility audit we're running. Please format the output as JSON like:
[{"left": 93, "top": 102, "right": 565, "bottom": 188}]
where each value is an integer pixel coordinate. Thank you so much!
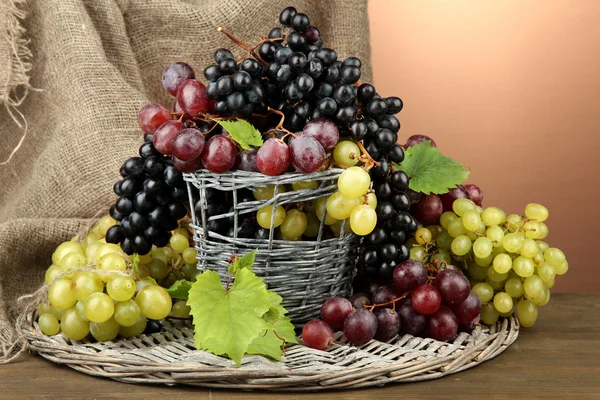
[{"left": 369, "top": 0, "right": 600, "bottom": 292}]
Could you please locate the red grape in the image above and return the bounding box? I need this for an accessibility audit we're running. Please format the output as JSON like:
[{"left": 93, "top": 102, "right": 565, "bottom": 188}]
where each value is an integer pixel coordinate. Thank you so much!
[
  {"left": 349, "top": 292, "right": 371, "bottom": 309},
  {"left": 320, "top": 297, "right": 353, "bottom": 330},
  {"left": 433, "top": 269, "right": 470, "bottom": 305},
  {"left": 372, "top": 285, "right": 401, "bottom": 309},
  {"left": 172, "top": 155, "right": 203, "bottom": 173},
  {"left": 392, "top": 260, "right": 428, "bottom": 294},
  {"left": 234, "top": 149, "right": 259, "bottom": 172},
  {"left": 451, "top": 291, "right": 482, "bottom": 325},
  {"left": 176, "top": 79, "right": 209, "bottom": 116},
  {"left": 428, "top": 306, "right": 459, "bottom": 341},
  {"left": 404, "top": 134, "right": 437, "bottom": 148},
  {"left": 374, "top": 309, "right": 401, "bottom": 342},
  {"left": 411, "top": 284, "right": 442, "bottom": 315},
  {"left": 200, "top": 135, "right": 236, "bottom": 173},
  {"left": 411, "top": 193, "right": 443, "bottom": 225},
  {"left": 256, "top": 138, "right": 290, "bottom": 176},
  {"left": 138, "top": 104, "right": 172, "bottom": 134},
  {"left": 162, "top": 62, "right": 195, "bottom": 96},
  {"left": 343, "top": 309, "right": 378, "bottom": 346},
  {"left": 464, "top": 183, "right": 483, "bottom": 206},
  {"left": 302, "top": 319, "right": 333, "bottom": 350},
  {"left": 289, "top": 136, "right": 326, "bottom": 173},
  {"left": 171, "top": 128, "right": 205, "bottom": 161},
  {"left": 439, "top": 185, "right": 469, "bottom": 212},
  {"left": 153, "top": 120, "right": 183, "bottom": 155},
  {"left": 302, "top": 118, "right": 339, "bottom": 151},
  {"left": 397, "top": 301, "right": 428, "bottom": 336}
]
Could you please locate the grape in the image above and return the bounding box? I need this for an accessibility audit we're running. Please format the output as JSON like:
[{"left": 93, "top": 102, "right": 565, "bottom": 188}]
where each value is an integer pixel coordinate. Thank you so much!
[
  {"left": 428, "top": 306, "right": 458, "bottom": 341},
  {"left": 485, "top": 225, "right": 504, "bottom": 247},
  {"left": 480, "top": 303, "right": 499, "bottom": 325},
  {"left": 415, "top": 227, "right": 433, "bottom": 245},
  {"left": 326, "top": 191, "right": 360, "bottom": 220},
  {"left": 439, "top": 186, "right": 469, "bottom": 212},
  {"left": 52, "top": 241, "right": 85, "bottom": 265},
  {"left": 256, "top": 138, "right": 290, "bottom": 176},
  {"left": 554, "top": 260, "right": 569, "bottom": 275},
  {"left": 393, "top": 260, "right": 428, "bottom": 294},
  {"left": 289, "top": 136, "right": 326, "bottom": 173},
  {"left": 473, "top": 237, "right": 493, "bottom": 258},
  {"left": 544, "top": 248, "right": 566, "bottom": 268},
  {"left": 513, "top": 256, "right": 535, "bottom": 277},
  {"left": 90, "top": 317, "right": 120, "bottom": 341},
  {"left": 107, "top": 275, "right": 136, "bottom": 302},
  {"left": 447, "top": 218, "right": 467, "bottom": 238},
  {"left": 171, "top": 128, "right": 205, "bottom": 161},
  {"left": 374, "top": 309, "right": 401, "bottom": 341},
  {"left": 138, "top": 104, "right": 172, "bottom": 134},
  {"left": 176, "top": 79, "right": 209, "bottom": 116},
  {"left": 114, "top": 300, "right": 141, "bottom": 327},
  {"left": 409, "top": 246, "right": 426, "bottom": 262},
  {"left": 372, "top": 285, "right": 400, "bottom": 308},
  {"left": 537, "top": 262, "right": 556, "bottom": 283},
  {"left": 412, "top": 284, "right": 442, "bottom": 315},
  {"left": 84, "top": 292, "right": 115, "bottom": 323},
  {"left": 280, "top": 209, "right": 308, "bottom": 239},
  {"left": 235, "top": 149, "right": 259, "bottom": 172},
  {"left": 349, "top": 205, "right": 377, "bottom": 235},
  {"left": 338, "top": 167, "right": 370, "bottom": 198},
  {"left": 349, "top": 292, "right": 371, "bottom": 309},
  {"left": 493, "top": 292, "right": 513, "bottom": 314},
  {"left": 343, "top": 309, "right": 378, "bottom": 346},
  {"left": 169, "top": 234, "right": 189, "bottom": 254},
  {"left": 320, "top": 297, "right": 353, "bottom": 329},
  {"left": 452, "top": 198, "right": 476, "bottom": 216},
  {"left": 49, "top": 279, "right": 77, "bottom": 310},
  {"left": 434, "top": 269, "right": 470, "bottom": 305},
  {"left": 172, "top": 155, "right": 203, "bottom": 173},
  {"left": 60, "top": 307, "right": 90, "bottom": 341},
  {"left": 257, "top": 205, "right": 286, "bottom": 229},
  {"left": 472, "top": 282, "right": 494, "bottom": 303},
  {"left": 302, "top": 320, "right": 333, "bottom": 350},
  {"left": 182, "top": 247, "right": 197, "bottom": 264},
  {"left": 136, "top": 285, "right": 172, "bottom": 320},
  {"left": 162, "top": 62, "right": 195, "bottom": 96},
  {"left": 404, "top": 134, "right": 436, "bottom": 148},
  {"left": 201, "top": 135, "right": 236, "bottom": 173},
  {"left": 505, "top": 277, "right": 524, "bottom": 298},
  {"left": 70, "top": 271, "right": 103, "bottom": 302},
  {"left": 464, "top": 184, "right": 483, "bottom": 206},
  {"left": 38, "top": 314, "right": 60, "bottom": 336},
  {"left": 502, "top": 232, "right": 522, "bottom": 253},
  {"left": 98, "top": 253, "right": 127, "bottom": 280},
  {"left": 333, "top": 140, "right": 360, "bottom": 167},
  {"left": 462, "top": 210, "right": 481, "bottom": 232},
  {"left": 315, "top": 197, "right": 338, "bottom": 225},
  {"left": 411, "top": 194, "right": 443, "bottom": 225},
  {"left": 119, "top": 314, "right": 147, "bottom": 338},
  {"left": 361, "top": 192, "right": 378, "bottom": 210},
  {"left": 523, "top": 275, "right": 545, "bottom": 299},
  {"left": 302, "top": 118, "right": 340, "bottom": 149},
  {"left": 37, "top": 303, "right": 63, "bottom": 321},
  {"left": 516, "top": 299, "right": 538, "bottom": 327},
  {"left": 492, "top": 253, "right": 512, "bottom": 274},
  {"left": 480, "top": 207, "right": 505, "bottom": 226},
  {"left": 397, "top": 302, "right": 427, "bottom": 335},
  {"left": 172, "top": 300, "right": 191, "bottom": 318},
  {"left": 451, "top": 235, "right": 472, "bottom": 256},
  {"left": 451, "top": 291, "right": 481, "bottom": 325}
]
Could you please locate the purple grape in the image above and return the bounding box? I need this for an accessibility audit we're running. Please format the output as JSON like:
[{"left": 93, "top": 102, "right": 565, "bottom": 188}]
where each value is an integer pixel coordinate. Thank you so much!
[
  {"left": 372, "top": 285, "right": 400, "bottom": 308},
  {"left": 290, "top": 136, "right": 326, "bottom": 173},
  {"left": 171, "top": 128, "right": 205, "bottom": 161},
  {"left": 349, "top": 292, "right": 371, "bottom": 309},
  {"left": 320, "top": 297, "right": 353, "bottom": 330},
  {"left": 464, "top": 183, "right": 483, "bottom": 206},
  {"left": 302, "top": 118, "right": 339, "bottom": 151},
  {"left": 439, "top": 185, "right": 469, "bottom": 213},
  {"left": 393, "top": 260, "right": 428, "bottom": 294},
  {"left": 343, "top": 309, "right": 378, "bottom": 346},
  {"left": 406, "top": 189, "right": 422, "bottom": 206},
  {"left": 172, "top": 155, "right": 203, "bottom": 173},
  {"left": 397, "top": 301, "right": 427, "bottom": 336},
  {"left": 256, "top": 138, "right": 290, "bottom": 176},
  {"left": 162, "top": 62, "right": 196, "bottom": 96},
  {"left": 374, "top": 309, "right": 401, "bottom": 342},
  {"left": 200, "top": 135, "right": 236, "bottom": 173},
  {"left": 411, "top": 194, "right": 443, "bottom": 225},
  {"left": 428, "top": 306, "right": 459, "bottom": 341},
  {"left": 235, "top": 149, "right": 259, "bottom": 172},
  {"left": 411, "top": 284, "right": 442, "bottom": 315},
  {"left": 302, "top": 320, "right": 333, "bottom": 350},
  {"left": 404, "top": 134, "right": 436, "bottom": 148},
  {"left": 153, "top": 120, "right": 183, "bottom": 155},
  {"left": 451, "top": 291, "right": 482, "bottom": 325},
  {"left": 433, "top": 269, "right": 470, "bottom": 305}
]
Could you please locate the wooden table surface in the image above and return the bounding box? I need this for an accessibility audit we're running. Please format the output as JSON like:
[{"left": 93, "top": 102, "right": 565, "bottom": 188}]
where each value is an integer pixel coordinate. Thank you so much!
[{"left": 1, "top": 293, "right": 599, "bottom": 400}]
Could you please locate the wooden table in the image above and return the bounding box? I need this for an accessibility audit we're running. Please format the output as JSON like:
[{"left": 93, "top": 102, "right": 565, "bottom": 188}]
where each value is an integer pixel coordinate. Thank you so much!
[{"left": 1, "top": 293, "right": 599, "bottom": 400}]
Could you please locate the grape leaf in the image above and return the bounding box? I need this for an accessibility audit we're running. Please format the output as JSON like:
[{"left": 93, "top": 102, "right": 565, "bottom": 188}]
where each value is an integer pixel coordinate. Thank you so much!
[
  {"left": 227, "top": 249, "right": 257, "bottom": 275},
  {"left": 392, "top": 141, "right": 469, "bottom": 195},
  {"left": 187, "top": 268, "right": 271, "bottom": 367},
  {"left": 214, "top": 119, "right": 263, "bottom": 150},
  {"left": 166, "top": 280, "right": 194, "bottom": 299}
]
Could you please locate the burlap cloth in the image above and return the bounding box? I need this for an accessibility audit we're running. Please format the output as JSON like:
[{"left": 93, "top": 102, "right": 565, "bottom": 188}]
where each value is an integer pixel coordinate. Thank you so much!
[{"left": 0, "top": 0, "right": 372, "bottom": 360}]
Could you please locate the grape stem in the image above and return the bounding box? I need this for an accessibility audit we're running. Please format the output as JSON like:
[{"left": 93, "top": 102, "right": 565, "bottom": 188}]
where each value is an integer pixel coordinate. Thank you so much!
[
  {"left": 272, "top": 330, "right": 287, "bottom": 355},
  {"left": 225, "top": 275, "right": 234, "bottom": 292},
  {"left": 356, "top": 141, "right": 379, "bottom": 170},
  {"left": 364, "top": 292, "right": 410, "bottom": 312},
  {"left": 266, "top": 107, "right": 294, "bottom": 138},
  {"left": 217, "top": 27, "right": 269, "bottom": 66}
]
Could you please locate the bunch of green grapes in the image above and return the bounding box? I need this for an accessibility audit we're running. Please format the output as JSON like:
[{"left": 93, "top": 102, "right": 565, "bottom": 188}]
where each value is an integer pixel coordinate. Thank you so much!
[
  {"left": 38, "top": 215, "right": 195, "bottom": 341},
  {"left": 405, "top": 199, "right": 566, "bottom": 328}
]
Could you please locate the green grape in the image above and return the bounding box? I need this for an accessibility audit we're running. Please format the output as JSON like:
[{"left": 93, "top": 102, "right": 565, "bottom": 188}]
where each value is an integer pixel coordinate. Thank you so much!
[
  {"left": 181, "top": 263, "right": 199, "bottom": 280},
  {"left": 487, "top": 267, "right": 508, "bottom": 282},
  {"left": 75, "top": 301, "right": 89, "bottom": 321},
  {"left": 469, "top": 263, "right": 489, "bottom": 281},
  {"left": 536, "top": 222, "right": 549, "bottom": 239},
  {"left": 119, "top": 315, "right": 147, "bottom": 338},
  {"left": 554, "top": 260, "right": 569, "bottom": 275},
  {"left": 473, "top": 237, "right": 493, "bottom": 258},
  {"left": 426, "top": 225, "right": 443, "bottom": 241},
  {"left": 137, "top": 252, "right": 153, "bottom": 265},
  {"left": 536, "top": 240, "right": 549, "bottom": 253},
  {"left": 160, "top": 246, "right": 176, "bottom": 261},
  {"left": 90, "top": 317, "right": 120, "bottom": 341},
  {"left": 338, "top": 167, "right": 371, "bottom": 198},
  {"left": 486, "top": 225, "right": 505, "bottom": 247},
  {"left": 499, "top": 309, "right": 514, "bottom": 317},
  {"left": 532, "top": 287, "right": 550, "bottom": 306},
  {"left": 38, "top": 313, "right": 60, "bottom": 336},
  {"left": 544, "top": 276, "right": 555, "bottom": 289},
  {"left": 493, "top": 292, "right": 513, "bottom": 313},
  {"left": 431, "top": 249, "right": 452, "bottom": 268},
  {"left": 533, "top": 251, "right": 544, "bottom": 265},
  {"left": 516, "top": 299, "right": 538, "bottom": 327},
  {"left": 253, "top": 184, "right": 285, "bottom": 200},
  {"left": 326, "top": 191, "right": 361, "bottom": 220},
  {"left": 481, "top": 303, "right": 500, "bottom": 325},
  {"left": 522, "top": 220, "right": 541, "bottom": 239},
  {"left": 481, "top": 207, "right": 506, "bottom": 226},
  {"left": 544, "top": 248, "right": 566, "bottom": 268},
  {"left": 537, "top": 262, "right": 556, "bottom": 283},
  {"left": 60, "top": 307, "right": 90, "bottom": 341},
  {"left": 303, "top": 213, "right": 321, "bottom": 237},
  {"left": 524, "top": 203, "right": 549, "bottom": 222},
  {"left": 182, "top": 248, "right": 197, "bottom": 264},
  {"left": 492, "top": 243, "right": 507, "bottom": 256},
  {"left": 84, "top": 292, "right": 115, "bottom": 323},
  {"left": 81, "top": 232, "right": 101, "bottom": 250},
  {"left": 523, "top": 275, "right": 544, "bottom": 298},
  {"left": 93, "top": 215, "right": 117, "bottom": 237},
  {"left": 360, "top": 192, "right": 377, "bottom": 210},
  {"left": 503, "top": 232, "right": 523, "bottom": 253},
  {"left": 94, "top": 243, "right": 125, "bottom": 265},
  {"left": 70, "top": 271, "right": 103, "bottom": 302},
  {"left": 59, "top": 252, "right": 87, "bottom": 270},
  {"left": 292, "top": 180, "right": 319, "bottom": 191},
  {"left": 349, "top": 205, "right": 377, "bottom": 236},
  {"left": 447, "top": 218, "right": 467, "bottom": 238},
  {"left": 506, "top": 214, "right": 524, "bottom": 232},
  {"left": 98, "top": 253, "right": 127, "bottom": 281},
  {"left": 472, "top": 282, "right": 494, "bottom": 303},
  {"left": 52, "top": 241, "right": 85, "bottom": 265},
  {"left": 440, "top": 211, "right": 458, "bottom": 229},
  {"left": 169, "top": 234, "right": 189, "bottom": 254},
  {"left": 49, "top": 278, "right": 77, "bottom": 310},
  {"left": 452, "top": 198, "right": 476, "bottom": 216},
  {"left": 85, "top": 241, "right": 104, "bottom": 265},
  {"left": 114, "top": 300, "right": 141, "bottom": 327},
  {"left": 406, "top": 237, "right": 417, "bottom": 248},
  {"left": 330, "top": 219, "right": 352, "bottom": 237},
  {"left": 493, "top": 253, "right": 512, "bottom": 274},
  {"left": 44, "top": 265, "right": 63, "bottom": 284},
  {"left": 147, "top": 258, "right": 169, "bottom": 281},
  {"left": 107, "top": 275, "right": 136, "bottom": 301},
  {"left": 475, "top": 253, "right": 494, "bottom": 267},
  {"left": 436, "top": 230, "right": 453, "bottom": 250},
  {"left": 410, "top": 246, "right": 427, "bottom": 262},
  {"left": 315, "top": 197, "right": 338, "bottom": 225},
  {"left": 486, "top": 278, "right": 506, "bottom": 291},
  {"left": 171, "top": 227, "right": 190, "bottom": 238},
  {"left": 37, "top": 303, "right": 63, "bottom": 320},
  {"left": 172, "top": 300, "right": 191, "bottom": 318},
  {"left": 519, "top": 238, "right": 539, "bottom": 258},
  {"left": 505, "top": 277, "right": 524, "bottom": 298},
  {"left": 277, "top": 230, "right": 301, "bottom": 241},
  {"left": 280, "top": 209, "right": 308, "bottom": 239},
  {"left": 333, "top": 140, "right": 361, "bottom": 167},
  {"left": 462, "top": 210, "right": 481, "bottom": 232},
  {"left": 415, "top": 227, "right": 433, "bottom": 245},
  {"left": 513, "top": 256, "right": 535, "bottom": 277},
  {"left": 465, "top": 231, "right": 478, "bottom": 241},
  {"left": 136, "top": 285, "right": 172, "bottom": 320},
  {"left": 257, "top": 205, "right": 287, "bottom": 229},
  {"left": 450, "top": 235, "right": 472, "bottom": 256}
]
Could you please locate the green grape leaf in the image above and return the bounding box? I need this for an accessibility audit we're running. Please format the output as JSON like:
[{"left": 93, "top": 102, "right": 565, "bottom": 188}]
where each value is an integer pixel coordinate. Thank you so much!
[
  {"left": 187, "top": 268, "right": 271, "bottom": 367},
  {"left": 166, "top": 280, "right": 194, "bottom": 300},
  {"left": 228, "top": 249, "right": 258, "bottom": 275},
  {"left": 392, "top": 141, "right": 469, "bottom": 195},
  {"left": 213, "top": 119, "right": 263, "bottom": 150}
]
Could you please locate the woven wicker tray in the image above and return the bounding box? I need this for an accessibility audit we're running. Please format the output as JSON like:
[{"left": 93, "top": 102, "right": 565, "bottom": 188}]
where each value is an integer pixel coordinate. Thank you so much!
[{"left": 23, "top": 312, "right": 519, "bottom": 391}]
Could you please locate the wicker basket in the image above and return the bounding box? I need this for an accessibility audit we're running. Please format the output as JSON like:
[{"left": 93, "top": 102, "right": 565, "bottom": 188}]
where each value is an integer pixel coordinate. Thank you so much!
[
  {"left": 184, "top": 169, "right": 359, "bottom": 324},
  {"left": 23, "top": 311, "right": 519, "bottom": 390}
]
